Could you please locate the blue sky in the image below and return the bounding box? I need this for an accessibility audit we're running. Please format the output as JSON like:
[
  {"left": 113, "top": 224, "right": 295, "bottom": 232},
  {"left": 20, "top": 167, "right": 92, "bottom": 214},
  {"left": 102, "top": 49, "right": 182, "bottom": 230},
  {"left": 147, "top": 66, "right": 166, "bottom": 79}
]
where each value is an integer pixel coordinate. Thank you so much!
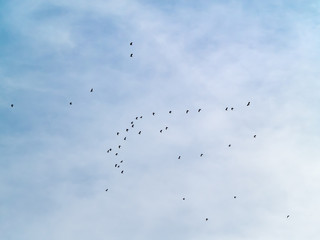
[{"left": 1, "top": 0, "right": 320, "bottom": 239}]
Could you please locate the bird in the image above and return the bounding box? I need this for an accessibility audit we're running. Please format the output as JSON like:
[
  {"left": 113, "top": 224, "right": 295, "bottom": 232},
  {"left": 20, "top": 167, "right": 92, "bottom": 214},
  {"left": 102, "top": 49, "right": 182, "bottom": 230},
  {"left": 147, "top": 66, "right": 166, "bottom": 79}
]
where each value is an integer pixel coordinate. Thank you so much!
[
  {"left": 169, "top": 110, "right": 172, "bottom": 114},
  {"left": 165, "top": 127, "right": 168, "bottom": 130},
  {"left": 115, "top": 153, "right": 118, "bottom": 156},
  {"left": 69, "top": 102, "right": 72, "bottom": 105},
  {"left": 247, "top": 101, "right": 250, "bottom": 106},
  {"left": 200, "top": 154, "right": 203, "bottom": 157},
  {"left": 254, "top": 135, "right": 256, "bottom": 138},
  {"left": 117, "top": 132, "right": 119, "bottom": 135},
  {"left": 121, "top": 170, "right": 124, "bottom": 174},
  {"left": 126, "top": 129, "right": 129, "bottom": 132},
  {"left": 152, "top": 112, "right": 155, "bottom": 116},
  {"left": 107, "top": 150, "right": 110, "bottom": 153},
  {"left": 131, "top": 121, "right": 134, "bottom": 124},
  {"left": 138, "top": 131, "right": 141, "bottom": 134},
  {"left": 178, "top": 156, "right": 181, "bottom": 159},
  {"left": 130, "top": 42, "right": 133, "bottom": 45},
  {"left": 131, "top": 124, "right": 134, "bottom": 128},
  {"left": 228, "top": 144, "right": 231, "bottom": 147},
  {"left": 140, "top": 116, "right": 143, "bottom": 119},
  {"left": 231, "top": 107, "right": 234, "bottom": 110},
  {"left": 120, "top": 160, "right": 123, "bottom": 163},
  {"left": 234, "top": 196, "right": 236, "bottom": 199},
  {"left": 130, "top": 53, "right": 133, "bottom": 57},
  {"left": 206, "top": 218, "right": 208, "bottom": 221},
  {"left": 90, "top": 88, "right": 93, "bottom": 92},
  {"left": 124, "top": 137, "right": 127, "bottom": 140},
  {"left": 287, "top": 215, "right": 290, "bottom": 218},
  {"left": 136, "top": 117, "right": 138, "bottom": 120},
  {"left": 115, "top": 164, "right": 118, "bottom": 167},
  {"left": 183, "top": 198, "right": 185, "bottom": 200},
  {"left": 117, "top": 165, "right": 120, "bottom": 168},
  {"left": 198, "top": 108, "right": 201, "bottom": 112},
  {"left": 118, "top": 145, "right": 121, "bottom": 149},
  {"left": 225, "top": 107, "right": 228, "bottom": 111},
  {"left": 109, "top": 148, "right": 112, "bottom": 151},
  {"left": 11, "top": 104, "right": 14, "bottom": 107},
  {"left": 186, "top": 110, "right": 189, "bottom": 114},
  {"left": 160, "top": 130, "right": 163, "bottom": 133},
  {"left": 105, "top": 189, "right": 108, "bottom": 191}
]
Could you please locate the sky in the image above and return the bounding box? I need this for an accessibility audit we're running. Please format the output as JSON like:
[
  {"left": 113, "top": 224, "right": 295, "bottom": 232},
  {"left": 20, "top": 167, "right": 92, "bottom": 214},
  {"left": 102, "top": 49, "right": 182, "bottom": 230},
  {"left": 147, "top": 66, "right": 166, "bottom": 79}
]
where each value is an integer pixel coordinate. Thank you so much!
[{"left": 1, "top": 0, "right": 320, "bottom": 239}]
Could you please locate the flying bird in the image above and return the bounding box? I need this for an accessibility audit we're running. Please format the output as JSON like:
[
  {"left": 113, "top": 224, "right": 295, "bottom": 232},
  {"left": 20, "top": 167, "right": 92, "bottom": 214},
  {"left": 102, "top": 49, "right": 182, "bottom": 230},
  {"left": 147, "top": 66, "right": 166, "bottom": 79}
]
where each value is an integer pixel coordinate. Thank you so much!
[
  {"left": 287, "top": 215, "right": 290, "bottom": 218},
  {"left": 90, "top": 88, "right": 93, "bottom": 92},
  {"left": 231, "top": 107, "right": 234, "bottom": 110},
  {"left": 198, "top": 109, "right": 201, "bottom": 112},
  {"left": 228, "top": 144, "right": 231, "bottom": 147},
  {"left": 117, "top": 132, "right": 119, "bottom": 135},
  {"left": 105, "top": 189, "right": 108, "bottom": 191},
  {"left": 138, "top": 131, "right": 141, "bottom": 134},
  {"left": 130, "top": 42, "right": 133, "bottom": 45},
  {"left": 160, "top": 130, "right": 163, "bottom": 133},
  {"left": 131, "top": 124, "right": 134, "bottom": 128},
  {"left": 69, "top": 102, "right": 72, "bottom": 105},
  {"left": 120, "top": 160, "right": 123, "bottom": 163},
  {"left": 254, "top": 135, "right": 256, "bottom": 138},
  {"left": 118, "top": 145, "right": 121, "bottom": 149},
  {"left": 169, "top": 110, "right": 172, "bottom": 114},
  {"left": 136, "top": 117, "right": 138, "bottom": 120},
  {"left": 200, "top": 154, "right": 203, "bottom": 157},
  {"left": 109, "top": 148, "right": 112, "bottom": 151},
  {"left": 117, "top": 165, "right": 120, "bottom": 168},
  {"left": 107, "top": 150, "right": 110, "bottom": 153},
  {"left": 247, "top": 101, "right": 250, "bottom": 106},
  {"left": 115, "top": 164, "right": 118, "bottom": 167},
  {"left": 11, "top": 104, "right": 14, "bottom": 107},
  {"left": 130, "top": 53, "right": 133, "bottom": 57},
  {"left": 186, "top": 110, "right": 189, "bottom": 114},
  {"left": 140, "top": 116, "right": 143, "bottom": 118},
  {"left": 225, "top": 107, "right": 228, "bottom": 111},
  {"left": 234, "top": 196, "right": 236, "bottom": 199},
  {"left": 124, "top": 137, "right": 127, "bottom": 140},
  {"left": 121, "top": 170, "right": 124, "bottom": 174},
  {"left": 165, "top": 127, "right": 168, "bottom": 130},
  {"left": 126, "top": 129, "right": 129, "bottom": 132},
  {"left": 115, "top": 153, "right": 118, "bottom": 156},
  {"left": 183, "top": 198, "right": 185, "bottom": 200},
  {"left": 206, "top": 218, "right": 208, "bottom": 221},
  {"left": 178, "top": 156, "right": 181, "bottom": 159},
  {"left": 152, "top": 112, "right": 155, "bottom": 116}
]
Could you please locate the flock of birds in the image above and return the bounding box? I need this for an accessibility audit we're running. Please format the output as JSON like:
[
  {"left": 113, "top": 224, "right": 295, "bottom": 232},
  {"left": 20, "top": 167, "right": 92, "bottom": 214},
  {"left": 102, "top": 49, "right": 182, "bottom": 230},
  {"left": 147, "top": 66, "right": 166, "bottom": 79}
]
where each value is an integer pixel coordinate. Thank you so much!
[{"left": 8, "top": 41, "right": 291, "bottom": 222}]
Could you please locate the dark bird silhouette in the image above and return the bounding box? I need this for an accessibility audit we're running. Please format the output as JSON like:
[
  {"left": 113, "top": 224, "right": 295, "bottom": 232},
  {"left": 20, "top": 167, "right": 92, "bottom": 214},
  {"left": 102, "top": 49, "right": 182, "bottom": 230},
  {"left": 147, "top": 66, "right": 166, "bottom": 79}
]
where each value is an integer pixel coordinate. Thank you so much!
[
  {"left": 126, "top": 129, "right": 129, "bottom": 132},
  {"left": 131, "top": 121, "right": 134, "bottom": 124},
  {"left": 200, "top": 154, "right": 203, "bottom": 157},
  {"left": 117, "top": 165, "right": 120, "bottom": 168},
  {"left": 225, "top": 107, "right": 228, "bottom": 111},
  {"left": 109, "top": 148, "right": 112, "bottom": 151},
  {"left": 130, "top": 42, "right": 133, "bottom": 45},
  {"left": 136, "top": 117, "right": 138, "bottom": 120},
  {"left": 206, "top": 218, "right": 208, "bottom": 221},
  {"left": 115, "top": 153, "right": 118, "bottom": 156},
  {"left": 117, "top": 132, "right": 119, "bottom": 135},
  {"left": 90, "top": 88, "right": 93, "bottom": 92},
  {"left": 287, "top": 215, "right": 290, "bottom": 218},
  {"left": 107, "top": 150, "right": 110, "bottom": 153},
  {"left": 234, "top": 196, "right": 236, "bottom": 199},
  {"left": 131, "top": 124, "right": 134, "bottom": 128},
  {"left": 130, "top": 53, "right": 133, "bottom": 57},
  {"left": 115, "top": 164, "right": 118, "bottom": 167},
  {"left": 254, "top": 135, "right": 256, "bottom": 138},
  {"left": 228, "top": 144, "right": 231, "bottom": 147},
  {"left": 198, "top": 109, "right": 201, "bottom": 112},
  {"left": 118, "top": 145, "right": 121, "bottom": 149},
  {"left": 231, "top": 107, "right": 234, "bottom": 110},
  {"left": 183, "top": 198, "right": 185, "bottom": 200},
  {"left": 165, "top": 127, "right": 168, "bottom": 130},
  {"left": 152, "top": 112, "right": 155, "bottom": 116},
  {"left": 121, "top": 170, "right": 124, "bottom": 174},
  {"left": 247, "top": 101, "right": 250, "bottom": 106},
  {"left": 169, "top": 110, "right": 172, "bottom": 114},
  {"left": 124, "top": 137, "right": 127, "bottom": 140},
  {"left": 160, "top": 130, "right": 163, "bottom": 133},
  {"left": 178, "top": 156, "right": 181, "bottom": 159},
  {"left": 105, "top": 189, "right": 108, "bottom": 191},
  {"left": 138, "top": 131, "right": 141, "bottom": 134},
  {"left": 140, "top": 116, "right": 143, "bottom": 119},
  {"left": 186, "top": 110, "right": 189, "bottom": 114},
  {"left": 69, "top": 102, "right": 72, "bottom": 105},
  {"left": 120, "top": 160, "right": 123, "bottom": 163},
  {"left": 11, "top": 104, "right": 14, "bottom": 107}
]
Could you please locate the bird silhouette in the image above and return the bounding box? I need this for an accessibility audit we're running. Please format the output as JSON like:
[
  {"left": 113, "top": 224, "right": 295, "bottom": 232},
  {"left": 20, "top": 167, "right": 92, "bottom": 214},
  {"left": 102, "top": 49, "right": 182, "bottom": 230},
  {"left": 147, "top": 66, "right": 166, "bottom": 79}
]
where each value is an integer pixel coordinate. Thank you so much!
[
  {"left": 130, "top": 54, "right": 133, "bottom": 57},
  {"left": 131, "top": 124, "right": 134, "bottom": 128},
  {"left": 115, "top": 153, "right": 118, "bottom": 156},
  {"left": 228, "top": 144, "right": 231, "bottom": 147},
  {"left": 105, "top": 189, "right": 108, "bottom": 191},
  {"left": 231, "top": 107, "right": 234, "bottom": 110},
  {"left": 117, "top": 165, "right": 120, "bottom": 168},
  {"left": 178, "top": 156, "right": 181, "bottom": 159},
  {"left": 11, "top": 104, "right": 14, "bottom": 107},
  {"left": 115, "top": 164, "right": 118, "bottom": 167},
  {"left": 120, "top": 160, "right": 123, "bottom": 163},
  {"left": 234, "top": 196, "right": 236, "bottom": 199},
  {"left": 287, "top": 215, "right": 290, "bottom": 218},
  {"left": 126, "top": 129, "right": 129, "bottom": 132},
  {"left": 183, "top": 198, "right": 185, "bottom": 200},
  {"left": 124, "top": 137, "right": 127, "bottom": 140},
  {"left": 138, "top": 131, "right": 141, "bottom": 134},
  {"left": 107, "top": 150, "right": 110, "bottom": 153},
  {"left": 117, "top": 132, "right": 119, "bottom": 135},
  {"left": 109, "top": 148, "right": 112, "bottom": 151},
  {"left": 254, "top": 135, "right": 256, "bottom": 138},
  {"left": 247, "top": 101, "right": 250, "bottom": 106},
  {"left": 225, "top": 107, "right": 228, "bottom": 111},
  {"left": 121, "top": 170, "right": 124, "bottom": 174},
  {"left": 152, "top": 112, "right": 155, "bottom": 116},
  {"left": 160, "top": 130, "right": 163, "bottom": 133},
  {"left": 200, "top": 154, "right": 203, "bottom": 157},
  {"left": 69, "top": 102, "right": 72, "bottom": 105},
  {"left": 118, "top": 145, "right": 121, "bottom": 149},
  {"left": 165, "top": 127, "right": 168, "bottom": 130},
  {"left": 206, "top": 218, "right": 208, "bottom": 221},
  {"left": 169, "top": 110, "right": 172, "bottom": 114},
  {"left": 198, "top": 109, "right": 201, "bottom": 112},
  {"left": 130, "top": 42, "right": 133, "bottom": 45},
  {"left": 90, "top": 88, "right": 93, "bottom": 92},
  {"left": 136, "top": 117, "right": 138, "bottom": 120},
  {"left": 140, "top": 116, "right": 143, "bottom": 119},
  {"left": 186, "top": 110, "right": 189, "bottom": 114}
]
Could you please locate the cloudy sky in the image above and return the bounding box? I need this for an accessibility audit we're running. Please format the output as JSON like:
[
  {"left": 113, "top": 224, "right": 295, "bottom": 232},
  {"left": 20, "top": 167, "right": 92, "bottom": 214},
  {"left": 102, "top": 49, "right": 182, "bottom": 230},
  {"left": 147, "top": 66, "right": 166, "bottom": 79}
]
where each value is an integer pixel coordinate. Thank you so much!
[{"left": 1, "top": 0, "right": 320, "bottom": 239}]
